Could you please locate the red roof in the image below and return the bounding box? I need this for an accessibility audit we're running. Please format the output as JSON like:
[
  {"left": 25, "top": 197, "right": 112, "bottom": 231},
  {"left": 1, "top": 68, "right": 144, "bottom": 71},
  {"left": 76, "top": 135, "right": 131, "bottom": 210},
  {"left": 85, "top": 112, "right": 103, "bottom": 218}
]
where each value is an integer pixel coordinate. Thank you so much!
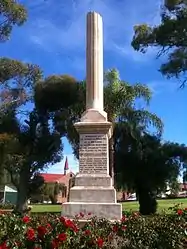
[{"left": 40, "top": 173, "right": 66, "bottom": 183}]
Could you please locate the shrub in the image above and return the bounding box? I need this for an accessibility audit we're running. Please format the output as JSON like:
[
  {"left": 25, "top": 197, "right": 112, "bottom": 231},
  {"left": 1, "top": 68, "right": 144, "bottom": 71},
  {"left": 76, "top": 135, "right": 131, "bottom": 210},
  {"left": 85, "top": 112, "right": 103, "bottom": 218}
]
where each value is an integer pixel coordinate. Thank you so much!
[
  {"left": 0, "top": 203, "right": 15, "bottom": 210},
  {"left": 0, "top": 207, "right": 186, "bottom": 248}
]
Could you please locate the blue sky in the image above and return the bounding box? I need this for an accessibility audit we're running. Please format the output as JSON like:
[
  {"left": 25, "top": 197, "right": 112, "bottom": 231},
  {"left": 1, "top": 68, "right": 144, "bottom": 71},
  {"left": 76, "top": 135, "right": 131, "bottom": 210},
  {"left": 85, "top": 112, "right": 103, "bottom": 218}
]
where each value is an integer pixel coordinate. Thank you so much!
[{"left": 1, "top": 0, "right": 187, "bottom": 174}]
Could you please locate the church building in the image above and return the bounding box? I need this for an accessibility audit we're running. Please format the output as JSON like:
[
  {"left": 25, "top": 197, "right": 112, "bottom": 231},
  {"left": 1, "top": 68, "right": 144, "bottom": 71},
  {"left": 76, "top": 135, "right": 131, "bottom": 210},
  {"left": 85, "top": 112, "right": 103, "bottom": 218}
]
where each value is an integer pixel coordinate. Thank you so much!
[{"left": 40, "top": 156, "right": 74, "bottom": 203}]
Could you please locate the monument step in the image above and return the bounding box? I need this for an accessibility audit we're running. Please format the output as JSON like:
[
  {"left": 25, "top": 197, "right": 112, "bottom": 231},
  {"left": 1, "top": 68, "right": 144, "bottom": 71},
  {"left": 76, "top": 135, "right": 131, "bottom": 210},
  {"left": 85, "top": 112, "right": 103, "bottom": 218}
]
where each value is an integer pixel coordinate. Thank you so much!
[
  {"left": 62, "top": 202, "right": 122, "bottom": 220},
  {"left": 69, "top": 186, "right": 116, "bottom": 203},
  {"left": 74, "top": 174, "right": 112, "bottom": 187}
]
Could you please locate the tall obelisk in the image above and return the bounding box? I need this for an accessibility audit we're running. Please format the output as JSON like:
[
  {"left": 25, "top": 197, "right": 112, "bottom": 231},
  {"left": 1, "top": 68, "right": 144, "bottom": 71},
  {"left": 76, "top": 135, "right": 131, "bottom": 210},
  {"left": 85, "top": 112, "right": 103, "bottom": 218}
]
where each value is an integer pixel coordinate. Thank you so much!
[
  {"left": 62, "top": 12, "right": 122, "bottom": 220},
  {"left": 86, "top": 12, "right": 103, "bottom": 111}
]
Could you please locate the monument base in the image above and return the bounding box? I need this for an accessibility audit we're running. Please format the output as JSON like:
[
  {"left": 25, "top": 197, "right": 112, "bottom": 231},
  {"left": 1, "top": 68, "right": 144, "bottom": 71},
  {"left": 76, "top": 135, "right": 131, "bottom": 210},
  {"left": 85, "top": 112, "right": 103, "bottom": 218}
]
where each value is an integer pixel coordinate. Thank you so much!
[
  {"left": 62, "top": 174, "right": 122, "bottom": 220},
  {"left": 62, "top": 202, "right": 122, "bottom": 220},
  {"left": 62, "top": 114, "right": 122, "bottom": 221}
]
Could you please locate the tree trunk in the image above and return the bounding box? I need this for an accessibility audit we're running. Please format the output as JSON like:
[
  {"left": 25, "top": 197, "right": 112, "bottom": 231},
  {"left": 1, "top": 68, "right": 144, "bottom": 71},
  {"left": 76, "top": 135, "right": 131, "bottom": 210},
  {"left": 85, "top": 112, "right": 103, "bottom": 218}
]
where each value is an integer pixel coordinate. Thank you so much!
[
  {"left": 136, "top": 184, "right": 157, "bottom": 215},
  {"left": 49, "top": 195, "right": 57, "bottom": 204},
  {"left": 15, "top": 166, "right": 30, "bottom": 214},
  {"left": 109, "top": 136, "right": 114, "bottom": 185}
]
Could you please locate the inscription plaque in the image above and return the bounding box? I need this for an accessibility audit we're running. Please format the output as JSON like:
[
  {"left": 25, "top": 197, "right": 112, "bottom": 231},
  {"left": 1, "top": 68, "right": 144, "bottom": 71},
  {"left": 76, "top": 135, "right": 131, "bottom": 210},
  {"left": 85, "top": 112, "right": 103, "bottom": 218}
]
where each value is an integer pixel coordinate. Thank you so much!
[{"left": 79, "top": 133, "right": 108, "bottom": 174}]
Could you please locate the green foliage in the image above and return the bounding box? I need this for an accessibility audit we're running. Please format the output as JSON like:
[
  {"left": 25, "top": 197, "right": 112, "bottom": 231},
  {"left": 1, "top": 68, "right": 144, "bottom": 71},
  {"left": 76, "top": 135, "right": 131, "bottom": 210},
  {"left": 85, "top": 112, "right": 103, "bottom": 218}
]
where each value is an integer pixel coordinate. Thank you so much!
[
  {"left": 0, "top": 57, "right": 64, "bottom": 213},
  {"left": 35, "top": 75, "right": 78, "bottom": 112},
  {"left": 0, "top": 109, "right": 19, "bottom": 183},
  {"left": 40, "top": 182, "right": 67, "bottom": 204},
  {"left": 0, "top": 203, "right": 15, "bottom": 210},
  {"left": 34, "top": 77, "right": 86, "bottom": 158},
  {"left": 0, "top": 0, "right": 27, "bottom": 41},
  {"left": 115, "top": 131, "right": 187, "bottom": 214},
  {"left": 125, "top": 213, "right": 184, "bottom": 249},
  {"left": 0, "top": 208, "right": 186, "bottom": 248},
  {"left": 0, "top": 110, "right": 62, "bottom": 213},
  {"left": 131, "top": 0, "right": 187, "bottom": 86},
  {"left": 0, "top": 58, "right": 42, "bottom": 112},
  {"left": 34, "top": 69, "right": 163, "bottom": 160},
  {"left": 168, "top": 179, "right": 180, "bottom": 197}
]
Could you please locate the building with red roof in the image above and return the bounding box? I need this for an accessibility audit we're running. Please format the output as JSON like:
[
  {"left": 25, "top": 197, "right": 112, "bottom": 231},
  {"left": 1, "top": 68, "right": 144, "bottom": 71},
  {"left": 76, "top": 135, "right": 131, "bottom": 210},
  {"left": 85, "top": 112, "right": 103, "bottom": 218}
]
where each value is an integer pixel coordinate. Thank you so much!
[{"left": 40, "top": 156, "right": 74, "bottom": 203}]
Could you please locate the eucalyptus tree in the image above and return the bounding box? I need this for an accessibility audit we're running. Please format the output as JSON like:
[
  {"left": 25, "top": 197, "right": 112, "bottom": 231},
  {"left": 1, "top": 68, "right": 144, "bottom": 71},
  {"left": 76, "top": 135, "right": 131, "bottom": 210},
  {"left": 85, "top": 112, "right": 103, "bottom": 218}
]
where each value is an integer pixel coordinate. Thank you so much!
[{"left": 132, "top": 0, "right": 187, "bottom": 87}]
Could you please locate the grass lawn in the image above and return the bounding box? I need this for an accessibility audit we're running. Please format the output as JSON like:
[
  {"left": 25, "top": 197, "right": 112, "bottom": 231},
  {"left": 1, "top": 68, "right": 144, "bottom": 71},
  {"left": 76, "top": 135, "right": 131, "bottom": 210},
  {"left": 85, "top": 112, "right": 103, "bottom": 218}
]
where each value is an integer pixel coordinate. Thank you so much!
[
  {"left": 122, "top": 198, "right": 187, "bottom": 212},
  {"left": 31, "top": 198, "right": 187, "bottom": 213}
]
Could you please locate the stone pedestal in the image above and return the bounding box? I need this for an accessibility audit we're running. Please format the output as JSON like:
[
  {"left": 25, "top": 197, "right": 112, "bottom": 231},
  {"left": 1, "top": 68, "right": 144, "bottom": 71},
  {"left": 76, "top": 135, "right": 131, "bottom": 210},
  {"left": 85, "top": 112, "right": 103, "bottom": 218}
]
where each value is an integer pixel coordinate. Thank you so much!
[{"left": 62, "top": 119, "right": 122, "bottom": 220}]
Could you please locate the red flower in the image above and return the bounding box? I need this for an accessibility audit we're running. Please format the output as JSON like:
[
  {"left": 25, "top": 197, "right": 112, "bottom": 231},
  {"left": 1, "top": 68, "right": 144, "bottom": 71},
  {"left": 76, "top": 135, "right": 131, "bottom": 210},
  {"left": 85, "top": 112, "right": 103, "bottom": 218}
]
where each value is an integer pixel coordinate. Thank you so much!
[
  {"left": 122, "top": 225, "right": 127, "bottom": 230},
  {"left": 121, "top": 215, "right": 126, "bottom": 222},
  {"left": 46, "top": 223, "right": 51, "bottom": 229},
  {"left": 26, "top": 228, "right": 35, "bottom": 241},
  {"left": 51, "top": 239, "right": 59, "bottom": 249},
  {"left": 37, "top": 226, "right": 47, "bottom": 237},
  {"left": 112, "top": 225, "right": 118, "bottom": 232},
  {"left": 65, "top": 219, "right": 78, "bottom": 232},
  {"left": 88, "top": 212, "right": 92, "bottom": 215},
  {"left": 58, "top": 233, "right": 67, "bottom": 242},
  {"left": 22, "top": 216, "right": 30, "bottom": 223},
  {"left": 79, "top": 212, "right": 84, "bottom": 218},
  {"left": 177, "top": 209, "right": 183, "bottom": 215},
  {"left": 84, "top": 229, "right": 91, "bottom": 236},
  {"left": 96, "top": 238, "right": 104, "bottom": 248},
  {"left": 0, "top": 242, "right": 10, "bottom": 249},
  {"left": 59, "top": 216, "right": 66, "bottom": 223}
]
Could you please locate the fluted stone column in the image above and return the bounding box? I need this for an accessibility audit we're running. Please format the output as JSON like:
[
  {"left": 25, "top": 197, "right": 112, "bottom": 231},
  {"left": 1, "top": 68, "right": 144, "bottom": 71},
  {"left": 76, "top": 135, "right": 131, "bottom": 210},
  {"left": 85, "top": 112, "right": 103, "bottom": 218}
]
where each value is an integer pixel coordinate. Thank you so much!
[{"left": 86, "top": 12, "right": 103, "bottom": 111}]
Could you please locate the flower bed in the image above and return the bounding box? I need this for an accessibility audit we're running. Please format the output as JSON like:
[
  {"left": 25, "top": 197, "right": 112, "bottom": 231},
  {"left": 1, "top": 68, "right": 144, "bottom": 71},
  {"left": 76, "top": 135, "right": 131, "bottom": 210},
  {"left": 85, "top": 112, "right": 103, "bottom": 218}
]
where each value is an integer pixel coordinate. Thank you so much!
[{"left": 0, "top": 206, "right": 187, "bottom": 248}]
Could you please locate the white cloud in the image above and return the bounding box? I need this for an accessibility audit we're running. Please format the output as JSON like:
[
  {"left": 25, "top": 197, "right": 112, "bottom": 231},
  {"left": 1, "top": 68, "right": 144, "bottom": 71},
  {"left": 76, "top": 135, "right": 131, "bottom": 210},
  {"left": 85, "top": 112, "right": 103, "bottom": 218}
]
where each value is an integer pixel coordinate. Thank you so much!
[
  {"left": 147, "top": 80, "right": 178, "bottom": 95},
  {"left": 114, "top": 44, "right": 157, "bottom": 63},
  {"left": 46, "top": 154, "right": 79, "bottom": 174},
  {"left": 25, "top": 0, "right": 163, "bottom": 63}
]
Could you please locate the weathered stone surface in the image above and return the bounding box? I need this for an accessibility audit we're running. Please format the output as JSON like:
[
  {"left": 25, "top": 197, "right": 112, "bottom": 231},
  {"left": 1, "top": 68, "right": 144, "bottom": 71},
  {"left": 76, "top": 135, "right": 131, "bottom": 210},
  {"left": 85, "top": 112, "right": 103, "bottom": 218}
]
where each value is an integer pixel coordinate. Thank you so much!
[
  {"left": 69, "top": 186, "right": 116, "bottom": 203},
  {"left": 74, "top": 174, "right": 112, "bottom": 187},
  {"left": 62, "top": 202, "right": 122, "bottom": 220},
  {"left": 79, "top": 133, "right": 108, "bottom": 174},
  {"left": 86, "top": 12, "right": 103, "bottom": 111},
  {"left": 81, "top": 109, "right": 107, "bottom": 123}
]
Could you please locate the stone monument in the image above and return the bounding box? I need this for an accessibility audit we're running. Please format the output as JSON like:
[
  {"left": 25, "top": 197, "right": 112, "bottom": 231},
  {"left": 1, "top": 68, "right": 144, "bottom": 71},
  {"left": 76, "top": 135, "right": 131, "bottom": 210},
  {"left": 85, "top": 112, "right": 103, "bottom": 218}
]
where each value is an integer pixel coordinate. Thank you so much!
[{"left": 62, "top": 12, "right": 122, "bottom": 220}]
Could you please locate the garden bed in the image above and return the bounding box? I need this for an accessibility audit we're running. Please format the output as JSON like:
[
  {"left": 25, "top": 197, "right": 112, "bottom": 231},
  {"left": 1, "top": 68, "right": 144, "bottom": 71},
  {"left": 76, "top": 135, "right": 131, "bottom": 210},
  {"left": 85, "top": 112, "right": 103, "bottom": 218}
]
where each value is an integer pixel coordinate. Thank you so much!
[
  {"left": 0, "top": 205, "right": 187, "bottom": 248},
  {"left": 0, "top": 209, "right": 13, "bottom": 214}
]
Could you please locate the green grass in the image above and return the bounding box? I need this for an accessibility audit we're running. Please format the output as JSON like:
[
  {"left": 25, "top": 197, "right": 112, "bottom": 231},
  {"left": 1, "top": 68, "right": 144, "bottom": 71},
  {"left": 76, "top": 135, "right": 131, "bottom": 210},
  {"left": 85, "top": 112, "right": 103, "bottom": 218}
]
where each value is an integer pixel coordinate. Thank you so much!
[
  {"left": 31, "top": 204, "right": 62, "bottom": 213},
  {"left": 31, "top": 198, "right": 187, "bottom": 214},
  {"left": 122, "top": 198, "right": 187, "bottom": 213}
]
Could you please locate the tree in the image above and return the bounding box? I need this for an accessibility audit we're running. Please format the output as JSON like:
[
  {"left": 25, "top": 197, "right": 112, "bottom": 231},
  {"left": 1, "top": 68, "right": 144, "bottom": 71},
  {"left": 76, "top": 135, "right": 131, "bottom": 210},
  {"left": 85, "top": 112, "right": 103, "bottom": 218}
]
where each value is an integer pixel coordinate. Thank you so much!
[
  {"left": 0, "top": 58, "right": 43, "bottom": 189},
  {"left": 131, "top": 0, "right": 187, "bottom": 86},
  {"left": 1, "top": 110, "right": 62, "bottom": 213},
  {"left": 115, "top": 128, "right": 187, "bottom": 214},
  {"left": 0, "top": 109, "right": 20, "bottom": 184},
  {"left": 40, "top": 182, "right": 67, "bottom": 204},
  {"left": 34, "top": 69, "right": 163, "bottom": 184},
  {"left": 0, "top": 57, "right": 42, "bottom": 112},
  {"left": 0, "top": 1, "right": 62, "bottom": 213},
  {"left": 0, "top": 0, "right": 27, "bottom": 42},
  {"left": 34, "top": 75, "right": 85, "bottom": 159},
  {"left": 104, "top": 69, "right": 163, "bottom": 181}
]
